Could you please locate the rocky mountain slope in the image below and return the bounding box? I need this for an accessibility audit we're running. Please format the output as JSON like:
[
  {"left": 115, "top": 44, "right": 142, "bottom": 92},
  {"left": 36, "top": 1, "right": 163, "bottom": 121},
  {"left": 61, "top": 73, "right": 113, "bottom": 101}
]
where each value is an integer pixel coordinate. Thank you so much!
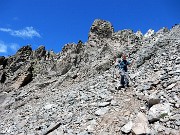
[{"left": 0, "top": 19, "right": 179, "bottom": 135}]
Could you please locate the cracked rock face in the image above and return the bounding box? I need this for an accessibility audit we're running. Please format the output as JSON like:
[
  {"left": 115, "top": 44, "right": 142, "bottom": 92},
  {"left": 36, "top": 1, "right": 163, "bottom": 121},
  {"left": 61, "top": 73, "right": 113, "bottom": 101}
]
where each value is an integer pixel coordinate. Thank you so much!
[
  {"left": 0, "top": 19, "right": 179, "bottom": 135},
  {"left": 89, "top": 19, "right": 114, "bottom": 40}
]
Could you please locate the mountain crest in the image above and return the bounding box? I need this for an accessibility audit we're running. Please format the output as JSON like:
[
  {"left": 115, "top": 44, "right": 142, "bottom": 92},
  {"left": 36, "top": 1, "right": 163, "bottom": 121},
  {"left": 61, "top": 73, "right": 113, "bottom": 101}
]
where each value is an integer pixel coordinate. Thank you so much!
[{"left": 0, "top": 19, "right": 180, "bottom": 135}]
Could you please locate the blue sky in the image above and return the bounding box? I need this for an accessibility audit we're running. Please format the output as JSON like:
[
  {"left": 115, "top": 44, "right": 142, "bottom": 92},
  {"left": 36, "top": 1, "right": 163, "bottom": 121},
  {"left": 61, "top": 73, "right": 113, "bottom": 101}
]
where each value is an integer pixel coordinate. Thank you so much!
[{"left": 0, "top": 0, "right": 179, "bottom": 56}]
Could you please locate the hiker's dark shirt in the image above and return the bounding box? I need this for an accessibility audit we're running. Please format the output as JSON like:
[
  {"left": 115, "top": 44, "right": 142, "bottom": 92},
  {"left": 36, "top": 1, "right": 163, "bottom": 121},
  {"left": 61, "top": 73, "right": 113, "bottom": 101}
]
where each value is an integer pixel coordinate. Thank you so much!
[{"left": 118, "top": 60, "right": 131, "bottom": 72}]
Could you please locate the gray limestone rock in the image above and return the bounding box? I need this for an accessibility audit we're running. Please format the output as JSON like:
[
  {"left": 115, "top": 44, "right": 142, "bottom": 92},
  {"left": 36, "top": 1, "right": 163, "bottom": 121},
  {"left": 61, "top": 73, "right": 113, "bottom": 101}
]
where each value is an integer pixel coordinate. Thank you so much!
[
  {"left": 97, "top": 102, "right": 110, "bottom": 107},
  {"left": 0, "top": 20, "right": 179, "bottom": 135},
  {"left": 12, "top": 71, "right": 32, "bottom": 89},
  {"left": 132, "top": 112, "right": 151, "bottom": 135},
  {"left": 121, "top": 121, "right": 133, "bottom": 133},
  {"left": 89, "top": 19, "right": 114, "bottom": 40},
  {"left": 148, "top": 94, "right": 160, "bottom": 108},
  {"left": 166, "top": 83, "right": 176, "bottom": 90},
  {"left": 95, "top": 107, "right": 109, "bottom": 116},
  {"left": 148, "top": 103, "right": 171, "bottom": 123}
]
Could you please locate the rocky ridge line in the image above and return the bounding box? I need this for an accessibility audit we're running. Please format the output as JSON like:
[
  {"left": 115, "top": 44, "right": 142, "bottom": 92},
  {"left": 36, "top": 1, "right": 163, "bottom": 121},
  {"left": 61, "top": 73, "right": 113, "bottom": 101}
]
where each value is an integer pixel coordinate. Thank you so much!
[{"left": 0, "top": 19, "right": 179, "bottom": 135}]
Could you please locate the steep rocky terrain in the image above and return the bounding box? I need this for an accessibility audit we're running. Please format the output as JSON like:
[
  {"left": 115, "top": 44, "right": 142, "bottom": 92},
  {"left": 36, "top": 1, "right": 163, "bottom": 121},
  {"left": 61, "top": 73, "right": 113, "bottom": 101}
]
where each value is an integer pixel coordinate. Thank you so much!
[{"left": 0, "top": 19, "right": 179, "bottom": 135}]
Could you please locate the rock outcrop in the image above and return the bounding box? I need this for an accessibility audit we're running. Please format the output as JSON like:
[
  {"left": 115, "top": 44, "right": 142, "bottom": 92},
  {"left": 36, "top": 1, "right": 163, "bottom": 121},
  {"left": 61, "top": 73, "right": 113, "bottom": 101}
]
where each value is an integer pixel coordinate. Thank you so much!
[{"left": 0, "top": 19, "right": 179, "bottom": 135}]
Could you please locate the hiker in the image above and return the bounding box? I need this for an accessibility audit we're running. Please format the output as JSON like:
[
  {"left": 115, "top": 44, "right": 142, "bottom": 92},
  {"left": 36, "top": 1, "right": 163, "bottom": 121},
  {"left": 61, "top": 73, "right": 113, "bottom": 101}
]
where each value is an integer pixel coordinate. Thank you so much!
[{"left": 115, "top": 53, "right": 134, "bottom": 89}]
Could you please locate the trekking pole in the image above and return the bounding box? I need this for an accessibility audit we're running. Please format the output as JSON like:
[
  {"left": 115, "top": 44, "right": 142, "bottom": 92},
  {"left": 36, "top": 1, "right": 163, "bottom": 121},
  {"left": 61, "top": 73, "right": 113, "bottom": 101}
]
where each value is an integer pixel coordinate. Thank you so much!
[
  {"left": 112, "top": 45, "right": 117, "bottom": 79},
  {"left": 113, "top": 56, "right": 116, "bottom": 79}
]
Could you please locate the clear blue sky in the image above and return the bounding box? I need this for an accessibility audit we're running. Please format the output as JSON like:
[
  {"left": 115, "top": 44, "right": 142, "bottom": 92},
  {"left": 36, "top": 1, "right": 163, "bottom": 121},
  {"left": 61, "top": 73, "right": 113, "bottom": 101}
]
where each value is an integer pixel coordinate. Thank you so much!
[{"left": 0, "top": 0, "right": 179, "bottom": 56}]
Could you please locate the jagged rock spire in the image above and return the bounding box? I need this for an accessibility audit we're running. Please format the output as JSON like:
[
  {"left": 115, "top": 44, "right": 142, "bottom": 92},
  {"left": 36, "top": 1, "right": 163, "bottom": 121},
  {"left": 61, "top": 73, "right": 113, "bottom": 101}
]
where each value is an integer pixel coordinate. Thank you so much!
[{"left": 88, "top": 19, "right": 114, "bottom": 40}]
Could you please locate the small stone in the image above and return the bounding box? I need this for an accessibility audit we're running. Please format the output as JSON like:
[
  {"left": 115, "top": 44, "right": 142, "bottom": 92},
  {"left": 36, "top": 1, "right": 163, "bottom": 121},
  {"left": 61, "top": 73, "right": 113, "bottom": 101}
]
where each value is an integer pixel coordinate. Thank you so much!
[
  {"left": 152, "top": 80, "right": 160, "bottom": 86},
  {"left": 44, "top": 103, "right": 57, "bottom": 110},
  {"left": 175, "top": 125, "right": 179, "bottom": 130},
  {"left": 95, "top": 107, "right": 109, "bottom": 116},
  {"left": 175, "top": 103, "right": 180, "bottom": 108},
  {"left": 175, "top": 120, "right": 180, "bottom": 126},
  {"left": 140, "top": 106, "right": 146, "bottom": 110},
  {"left": 98, "top": 102, "right": 110, "bottom": 107},
  {"left": 105, "top": 96, "right": 113, "bottom": 102},
  {"left": 121, "top": 121, "right": 133, "bottom": 133},
  {"left": 124, "top": 111, "right": 131, "bottom": 117},
  {"left": 154, "top": 122, "right": 164, "bottom": 132},
  {"left": 168, "top": 71, "right": 175, "bottom": 75},
  {"left": 135, "top": 92, "right": 144, "bottom": 100},
  {"left": 143, "top": 83, "right": 152, "bottom": 90},
  {"left": 164, "top": 128, "right": 171, "bottom": 134},
  {"left": 124, "top": 98, "right": 131, "bottom": 102},
  {"left": 76, "top": 130, "right": 86, "bottom": 135},
  {"left": 160, "top": 117, "right": 169, "bottom": 122},
  {"left": 169, "top": 99, "right": 176, "bottom": 104},
  {"left": 166, "top": 83, "right": 176, "bottom": 90},
  {"left": 175, "top": 69, "right": 180, "bottom": 73},
  {"left": 86, "top": 120, "right": 97, "bottom": 132},
  {"left": 86, "top": 125, "right": 94, "bottom": 132},
  {"left": 18, "top": 133, "right": 25, "bottom": 135},
  {"left": 170, "top": 114, "right": 180, "bottom": 121},
  {"left": 148, "top": 98, "right": 160, "bottom": 108},
  {"left": 111, "top": 100, "right": 117, "bottom": 106}
]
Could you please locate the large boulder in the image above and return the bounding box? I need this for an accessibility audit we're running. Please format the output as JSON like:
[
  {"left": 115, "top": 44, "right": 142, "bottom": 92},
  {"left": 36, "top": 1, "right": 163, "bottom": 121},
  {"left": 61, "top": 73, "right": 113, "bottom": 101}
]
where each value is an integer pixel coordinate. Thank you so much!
[
  {"left": 132, "top": 112, "right": 151, "bottom": 135},
  {"left": 11, "top": 64, "right": 33, "bottom": 89},
  {"left": 12, "top": 71, "right": 32, "bottom": 89},
  {"left": 136, "top": 45, "right": 156, "bottom": 68},
  {"left": 148, "top": 103, "right": 170, "bottom": 123},
  {"left": 95, "top": 59, "right": 112, "bottom": 72}
]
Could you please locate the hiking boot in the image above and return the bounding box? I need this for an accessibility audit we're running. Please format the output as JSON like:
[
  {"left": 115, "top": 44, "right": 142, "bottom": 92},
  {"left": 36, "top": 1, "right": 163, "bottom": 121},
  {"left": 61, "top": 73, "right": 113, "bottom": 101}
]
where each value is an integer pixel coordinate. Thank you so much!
[
  {"left": 126, "top": 82, "right": 130, "bottom": 87},
  {"left": 118, "top": 85, "right": 125, "bottom": 89}
]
